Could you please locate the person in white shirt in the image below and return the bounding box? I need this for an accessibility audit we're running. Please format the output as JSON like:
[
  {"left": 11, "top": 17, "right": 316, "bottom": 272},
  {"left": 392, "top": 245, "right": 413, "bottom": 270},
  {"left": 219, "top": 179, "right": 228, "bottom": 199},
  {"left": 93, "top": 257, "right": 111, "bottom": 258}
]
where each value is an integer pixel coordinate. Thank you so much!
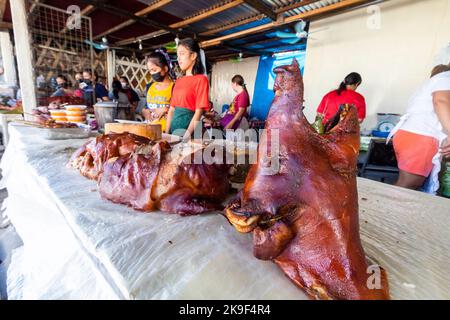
[{"left": 388, "top": 64, "right": 450, "bottom": 193}]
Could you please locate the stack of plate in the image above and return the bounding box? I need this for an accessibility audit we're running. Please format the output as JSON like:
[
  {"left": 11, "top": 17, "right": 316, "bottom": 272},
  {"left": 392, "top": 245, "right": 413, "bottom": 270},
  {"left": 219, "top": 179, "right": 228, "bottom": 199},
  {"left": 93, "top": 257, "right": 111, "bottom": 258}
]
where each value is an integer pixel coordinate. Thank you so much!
[
  {"left": 49, "top": 109, "right": 67, "bottom": 122},
  {"left": 65, "top": 105, "right": 87, "bottom": 123}
]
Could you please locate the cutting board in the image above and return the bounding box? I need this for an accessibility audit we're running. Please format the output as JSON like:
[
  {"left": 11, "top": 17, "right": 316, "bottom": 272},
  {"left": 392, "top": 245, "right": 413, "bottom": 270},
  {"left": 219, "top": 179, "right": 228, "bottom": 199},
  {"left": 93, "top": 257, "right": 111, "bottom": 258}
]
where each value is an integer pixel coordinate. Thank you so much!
[{"left": 105, "top": 122, "right": 162, "bottom": 141}]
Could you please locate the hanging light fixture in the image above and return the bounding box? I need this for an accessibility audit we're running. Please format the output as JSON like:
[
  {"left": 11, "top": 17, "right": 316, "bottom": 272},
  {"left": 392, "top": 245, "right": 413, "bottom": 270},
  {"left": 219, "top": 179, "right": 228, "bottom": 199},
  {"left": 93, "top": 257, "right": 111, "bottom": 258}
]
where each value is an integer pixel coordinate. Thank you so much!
[{"left": 139, "top": 40, "right": 143, "bottom": 51}]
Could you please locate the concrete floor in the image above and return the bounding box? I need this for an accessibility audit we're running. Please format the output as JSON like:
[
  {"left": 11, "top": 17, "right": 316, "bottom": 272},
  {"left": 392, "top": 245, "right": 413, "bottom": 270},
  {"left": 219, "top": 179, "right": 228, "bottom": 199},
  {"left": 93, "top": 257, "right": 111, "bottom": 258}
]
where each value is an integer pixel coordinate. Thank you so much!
[{"left": 0, "top": 145, "right": 24, "bottom": 300}]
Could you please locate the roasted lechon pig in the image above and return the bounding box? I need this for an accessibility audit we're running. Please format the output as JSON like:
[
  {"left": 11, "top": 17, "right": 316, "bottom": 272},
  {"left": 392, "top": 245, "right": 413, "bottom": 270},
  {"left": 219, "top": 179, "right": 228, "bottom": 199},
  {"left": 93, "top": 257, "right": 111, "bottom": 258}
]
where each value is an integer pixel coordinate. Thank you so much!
[
  {"left": 224, "top": 59, "right": 389, "bottom": 300},
  {"left": 69, "top": 133, "right": 230, "bottom": 215},
  {"left": 69, "top": 132, "right": 150, "bottom": 180}
]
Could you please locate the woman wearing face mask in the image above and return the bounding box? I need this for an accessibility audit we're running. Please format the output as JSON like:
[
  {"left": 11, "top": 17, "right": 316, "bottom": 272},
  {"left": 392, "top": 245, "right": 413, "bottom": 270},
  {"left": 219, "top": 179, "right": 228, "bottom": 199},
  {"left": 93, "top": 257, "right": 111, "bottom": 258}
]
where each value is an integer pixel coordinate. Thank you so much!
[
  {"left": 143, "top": 49, "right": 175, "bottom": 132},
  {"left": 110, "top": 80, "right": 135, "bottom": 120},
  {"left": 219, "top": 75, "right": 250, "bottom": 130},
  {"left": 81, "top": 69, "right": 109, "bottom": 106},
  {"left": 166, "top": 38, "right": 209, "bottom": 138},
  {"left": 119, "top": 77, "right": 140, "bottom": 102},
  {"left": 119, "top": 76, "right": 140, "bottom": 115},
  {"left": 51, "top": 75, "right": 73, "bottom": 97}
]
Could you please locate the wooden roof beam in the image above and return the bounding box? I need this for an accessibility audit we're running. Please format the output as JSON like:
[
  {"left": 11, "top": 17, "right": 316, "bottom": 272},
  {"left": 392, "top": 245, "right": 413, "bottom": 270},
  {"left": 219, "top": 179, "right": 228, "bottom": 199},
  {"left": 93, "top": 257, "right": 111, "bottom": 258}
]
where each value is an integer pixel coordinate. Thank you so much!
[
  {"left": 275, "top": 0, "right": 321, "bottom": 14},
  {"left": 242, "top": 0, "right": 277, "bottom": 21},
  {"left": 29, "top": 0, "right": 44, "bottom": 14},
  {"left": 0, "top": 0, "right": 7, "bottom": 21},
  {"left": 93, "top": 0, "right": 172, "bottom": 40},
  {"left": 115, "top": 30, "right": 170, "bottom": 46},
  {"left": 115, "top": 0, "right": 245, "bottom": 46},
  {"left": 79, "top": 0, "right": 189, "bottom": 37},
  {"left": 81, "top": 4, "right": 96, "bottom": 16},
  {"left": 201, "top": 0, "right": 376, "bottom": 48},
  {"left": 0, "top": 21, "right": 12, "bottom": 30},
  {"left": 222, "top": 42, "right": 271, "bottom": 56},
  {"left": 200, "top": 13, "right": 264, "bottom": 36},
  {"left": 199, "top": 1, "right": 318, "bottom": 37},
  {"left": 170, "top": 0, "right": 245, "bottom": 29}
]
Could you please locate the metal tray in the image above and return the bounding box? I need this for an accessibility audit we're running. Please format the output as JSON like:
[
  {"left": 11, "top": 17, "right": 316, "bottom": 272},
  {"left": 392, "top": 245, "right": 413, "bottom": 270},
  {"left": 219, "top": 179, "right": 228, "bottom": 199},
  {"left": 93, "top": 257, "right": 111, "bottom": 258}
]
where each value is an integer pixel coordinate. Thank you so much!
[{"left": 43, "top": 124, "right": 92, "bottom": 140}]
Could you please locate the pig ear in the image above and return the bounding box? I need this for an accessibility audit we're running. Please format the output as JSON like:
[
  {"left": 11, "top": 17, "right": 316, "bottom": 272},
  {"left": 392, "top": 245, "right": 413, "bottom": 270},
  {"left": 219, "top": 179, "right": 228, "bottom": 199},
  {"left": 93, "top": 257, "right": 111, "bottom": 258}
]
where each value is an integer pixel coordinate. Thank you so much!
[
  {"left": 317, "top": 107, "right": 360, "bottom": 174},
  {"left": 287, "top": 58, "right": 300, "bottom": 73}
]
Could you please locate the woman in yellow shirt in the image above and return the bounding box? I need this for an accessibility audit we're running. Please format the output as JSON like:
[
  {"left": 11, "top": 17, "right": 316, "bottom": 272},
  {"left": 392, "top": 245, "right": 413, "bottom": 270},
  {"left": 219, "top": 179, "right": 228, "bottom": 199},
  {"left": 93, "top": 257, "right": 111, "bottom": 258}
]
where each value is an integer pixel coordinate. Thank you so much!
[{"left": 142, "top": 49, "right": 175, "bottom": 131}]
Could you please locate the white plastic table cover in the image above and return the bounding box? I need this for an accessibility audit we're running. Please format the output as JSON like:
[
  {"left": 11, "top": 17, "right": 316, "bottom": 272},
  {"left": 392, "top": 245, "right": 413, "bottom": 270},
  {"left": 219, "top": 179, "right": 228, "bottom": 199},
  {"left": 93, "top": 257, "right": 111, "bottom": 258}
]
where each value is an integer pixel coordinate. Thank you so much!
[{"left": 1, "top": 123, "right": 449, "bottom": 300}]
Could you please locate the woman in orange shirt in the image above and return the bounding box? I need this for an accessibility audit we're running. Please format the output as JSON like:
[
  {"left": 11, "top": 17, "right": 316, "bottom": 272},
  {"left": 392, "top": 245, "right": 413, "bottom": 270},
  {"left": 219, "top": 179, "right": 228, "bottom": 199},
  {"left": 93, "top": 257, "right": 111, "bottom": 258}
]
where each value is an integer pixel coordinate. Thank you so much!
[{"left": 166, "top": 38, "right": 209, "bottom": 138}]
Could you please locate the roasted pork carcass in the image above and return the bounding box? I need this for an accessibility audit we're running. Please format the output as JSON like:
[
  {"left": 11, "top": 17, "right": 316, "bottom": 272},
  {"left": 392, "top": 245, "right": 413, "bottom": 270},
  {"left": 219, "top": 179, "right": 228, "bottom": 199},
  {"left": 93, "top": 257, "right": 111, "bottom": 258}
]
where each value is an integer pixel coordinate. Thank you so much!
[
  {"left": 69, "top": 132, "right": 150, "bottom": 180},
  {"left": 224, "top": 59, "right": 389, "bottom": 300},
  {"left": 70, "top": 133, "right": 230, "bottom": 215}
]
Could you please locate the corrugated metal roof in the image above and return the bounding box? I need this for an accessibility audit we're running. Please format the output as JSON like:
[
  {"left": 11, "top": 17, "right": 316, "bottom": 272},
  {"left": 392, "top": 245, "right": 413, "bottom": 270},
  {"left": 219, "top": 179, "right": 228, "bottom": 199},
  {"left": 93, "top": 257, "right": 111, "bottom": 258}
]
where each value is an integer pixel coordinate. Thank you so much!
[
  {"left": 218, "top": 17, "right": 273, "bottom": 36},
  {"left": 262, "top": 0, "right": 294, "bottom": 10},
  {"left": 3, "top": 0, "right": 368, "bottom": 59},
  {"left": 159, "top": 0, "right": 234, "bottom": 20},
  {"left": 283, "top": 0, "right": 342, "bottom": 17},
  {"left": 187, "top": 3, "right": 261, "bottom": 33}
]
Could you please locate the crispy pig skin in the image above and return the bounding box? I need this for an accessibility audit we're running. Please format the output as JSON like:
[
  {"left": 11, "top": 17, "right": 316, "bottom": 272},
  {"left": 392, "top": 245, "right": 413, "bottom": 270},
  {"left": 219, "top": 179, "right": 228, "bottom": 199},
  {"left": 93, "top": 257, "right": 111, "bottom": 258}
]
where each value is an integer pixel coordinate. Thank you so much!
[
  {"left": 225, "top": 59, "right": 389, "bottom": 300},
  {"left": 70, "top": 133, "right": 230, "bottom": 215}
]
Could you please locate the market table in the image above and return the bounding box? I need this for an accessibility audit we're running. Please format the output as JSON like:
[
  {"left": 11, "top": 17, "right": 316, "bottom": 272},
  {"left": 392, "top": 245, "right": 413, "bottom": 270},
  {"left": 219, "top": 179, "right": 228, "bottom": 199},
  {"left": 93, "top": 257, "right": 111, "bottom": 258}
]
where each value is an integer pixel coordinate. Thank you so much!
[{"left": 1, "top": 123, "right": 449, "bottom": 300}]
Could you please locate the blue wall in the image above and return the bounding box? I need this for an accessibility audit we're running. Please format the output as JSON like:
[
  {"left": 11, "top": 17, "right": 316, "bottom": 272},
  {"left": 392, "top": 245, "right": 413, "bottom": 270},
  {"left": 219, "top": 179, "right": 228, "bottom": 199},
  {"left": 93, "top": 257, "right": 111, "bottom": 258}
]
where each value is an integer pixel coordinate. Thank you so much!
[{"left": 250, "top": 50, "right": 306, "bottom": 121}]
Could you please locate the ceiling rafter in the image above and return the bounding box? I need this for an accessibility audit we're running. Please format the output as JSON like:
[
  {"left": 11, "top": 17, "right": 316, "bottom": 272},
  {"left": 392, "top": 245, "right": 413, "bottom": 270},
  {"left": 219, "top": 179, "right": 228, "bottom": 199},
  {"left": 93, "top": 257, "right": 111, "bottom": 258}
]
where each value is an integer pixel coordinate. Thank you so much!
[
  {"left": 242, "top": 0, "right": 277, "bottom": 21},
  {"left": 114, "top": 0, "right": 246, "bottom": 46},
  {"left": 200, "top": 0, "right": 375, "bottom": 48},
  {"left": 93, "top": 0, "right": 172, "bottom": 40},
  {"left": 79, "top": 0, "right": 192, "bottom": 38}
]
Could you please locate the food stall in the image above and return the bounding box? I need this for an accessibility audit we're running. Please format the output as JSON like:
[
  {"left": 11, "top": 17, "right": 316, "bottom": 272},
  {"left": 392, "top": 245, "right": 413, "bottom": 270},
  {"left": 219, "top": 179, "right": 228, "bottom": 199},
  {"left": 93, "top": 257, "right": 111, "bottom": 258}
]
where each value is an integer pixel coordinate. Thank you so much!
[
  {"left": 2, "top": 122, "right": 450, "bottom": 299},
  {"left": 0, "top": 0, "right": 449, "bottom": 301}
]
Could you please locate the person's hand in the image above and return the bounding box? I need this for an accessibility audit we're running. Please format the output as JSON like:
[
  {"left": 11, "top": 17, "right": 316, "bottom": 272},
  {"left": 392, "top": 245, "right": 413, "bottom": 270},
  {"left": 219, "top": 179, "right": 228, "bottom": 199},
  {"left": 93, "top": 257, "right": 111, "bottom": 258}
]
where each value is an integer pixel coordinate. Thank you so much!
[
  {"left": 154, "top": 108, "right": 166, "bottom": 120},
  {"left": 142, "top": 108, "right": 151, "bottom": 121},
  {"left": 440, "top": 137, "right": 450, "bottom": 158},
  {"left": 182, "top": 132, "right": 191, "bottom": 142}
]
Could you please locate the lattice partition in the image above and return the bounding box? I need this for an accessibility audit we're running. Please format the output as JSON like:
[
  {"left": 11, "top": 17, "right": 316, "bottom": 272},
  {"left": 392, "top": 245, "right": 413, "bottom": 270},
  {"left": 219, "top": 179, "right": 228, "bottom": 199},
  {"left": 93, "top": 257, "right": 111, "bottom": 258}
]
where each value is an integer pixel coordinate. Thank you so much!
[
  {"left": 27, "top": 1, "right": 104, "bottom": 98},
  {"left": 115, "top": 54, "right": 151, "bottom": 94}
]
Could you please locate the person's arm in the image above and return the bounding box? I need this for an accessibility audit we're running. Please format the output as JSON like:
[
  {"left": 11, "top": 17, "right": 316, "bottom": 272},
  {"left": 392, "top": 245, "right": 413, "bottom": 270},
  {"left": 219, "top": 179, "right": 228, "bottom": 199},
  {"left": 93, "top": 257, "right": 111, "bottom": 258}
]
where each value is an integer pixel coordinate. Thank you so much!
[
  {"left": 96, "top": 84, "right": 110, "bottom": 101},
  {"left": 184, "top": 108, "right": 203, "bottom": 140},
  {"left": 153, "top": 106, "right": 169, "bottom": 119},
  {"left": 142, "top": 108, "right": 151, "bottom": 121},
  {"left": 224, "top": 107, "right": 246, "bottom": 130},
  {"left": 131, "top": 89, "right": 140, "bottom": 103},
  {"left": 165, "top": 106, "right": 175, "bottom": 134},
  {"left": 316, "top": 94, "right": 327, "bottom": 119},
  {"left": 433, "top": 90, "right": 450, "bottom": 157},
  {"left": 357, "top": 97, "right": 366, "bottom": 123},
  {"left": 130, "top": 101, "right": 137, "bottom": 114}
]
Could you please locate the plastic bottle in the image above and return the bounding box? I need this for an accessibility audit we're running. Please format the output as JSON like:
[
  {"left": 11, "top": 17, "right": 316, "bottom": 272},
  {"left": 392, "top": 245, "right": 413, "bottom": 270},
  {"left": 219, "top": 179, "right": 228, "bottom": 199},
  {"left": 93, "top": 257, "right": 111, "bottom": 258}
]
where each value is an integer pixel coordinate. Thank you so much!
[
  {"left": 312, "top": 114, "right": 324, "bottom": 134},
  {"left": 439, "top": 160, "right": 450, "bottom": 198}
]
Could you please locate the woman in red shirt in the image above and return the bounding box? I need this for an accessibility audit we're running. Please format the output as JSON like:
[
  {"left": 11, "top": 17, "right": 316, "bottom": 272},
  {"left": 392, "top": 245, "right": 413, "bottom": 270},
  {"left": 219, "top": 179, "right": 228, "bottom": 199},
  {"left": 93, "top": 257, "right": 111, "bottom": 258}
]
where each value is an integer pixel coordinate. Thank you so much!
[
  {"left": 220, "top": 75, "right": 250, "bottom": 130},
  {"left": 166, "top": 38, "right": 209, "bottom": 138},
  {"left": 316, "top": 72, "right": 366, "bottom": 126}
]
